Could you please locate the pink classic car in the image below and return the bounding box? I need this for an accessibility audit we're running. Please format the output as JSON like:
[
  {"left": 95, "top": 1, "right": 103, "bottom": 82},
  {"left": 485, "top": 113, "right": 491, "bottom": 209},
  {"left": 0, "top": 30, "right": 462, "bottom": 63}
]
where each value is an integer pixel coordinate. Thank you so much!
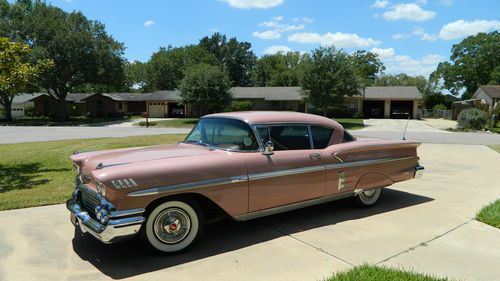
[{"left": 67, "top": 111, "right": 424, "bottom": 253}]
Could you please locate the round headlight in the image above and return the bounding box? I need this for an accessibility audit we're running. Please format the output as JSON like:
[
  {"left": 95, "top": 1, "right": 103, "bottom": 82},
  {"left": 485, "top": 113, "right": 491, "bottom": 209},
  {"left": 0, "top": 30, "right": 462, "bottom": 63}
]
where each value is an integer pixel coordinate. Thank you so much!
[
  {"left": 96, "top": 180, "right": 106, "bottom": 197},
  {"left": 73, "top": 163, "right": 80, "bottom": 175}
]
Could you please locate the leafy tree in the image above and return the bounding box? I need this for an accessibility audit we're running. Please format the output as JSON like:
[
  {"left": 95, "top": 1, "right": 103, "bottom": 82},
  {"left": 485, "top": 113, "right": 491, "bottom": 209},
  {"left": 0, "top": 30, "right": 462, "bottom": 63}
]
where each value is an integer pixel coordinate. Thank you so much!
[
  {"left": 124, "top": 60, "right": 148, "bottom": 92},
  {"left": 199, "top": 33, "right": 256, "bottom": 86},
  {"left": 431, "top": 31, "right": 500, "bottom": 99},
  {"left": 146, "top": 45, "right": 216, "bottom": 91},
  {"left": 16, "top": 1, "right": 126, "bottom": 120},
  {"left": 253, "top": 51, "right": 302, "bottom": 87},
  {"left": 300, "top": 47, "right": 359, "bottom": 116},
  {"left": 0, "top": 37, "right": 53, "bottom": 121},
  {"left": 349, "top": 50, "right": 385, "bottom": 86},
  {"left": 179, "top": 64, "right": 231, "bottom": 115}
]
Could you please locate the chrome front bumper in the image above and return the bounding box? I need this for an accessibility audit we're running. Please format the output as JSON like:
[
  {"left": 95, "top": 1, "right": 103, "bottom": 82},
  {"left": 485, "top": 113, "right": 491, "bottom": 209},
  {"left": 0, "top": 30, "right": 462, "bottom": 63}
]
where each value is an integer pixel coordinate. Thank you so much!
[
  {"left": 414, "top": 164, "right": 425, "bottom": 179},
  {"left": 66, "top": 188, "right": 145, "bottom": 244}
]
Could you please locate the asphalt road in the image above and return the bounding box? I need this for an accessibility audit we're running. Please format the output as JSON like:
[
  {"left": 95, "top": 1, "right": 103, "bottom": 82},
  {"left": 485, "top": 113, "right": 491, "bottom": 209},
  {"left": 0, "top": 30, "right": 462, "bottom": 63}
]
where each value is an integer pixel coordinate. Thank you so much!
[{"left": 0, "top": 144, "right": 499, "bottom": 281}]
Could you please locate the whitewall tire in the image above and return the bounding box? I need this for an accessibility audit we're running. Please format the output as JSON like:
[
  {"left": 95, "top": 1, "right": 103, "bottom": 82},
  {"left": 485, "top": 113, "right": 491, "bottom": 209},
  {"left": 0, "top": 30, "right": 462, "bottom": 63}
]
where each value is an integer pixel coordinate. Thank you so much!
[
  {"left": 355, "top": 188, "right": 382, "bottom": 207},
  {"left": 143, "top": 200, "right": 204, "bottom": 253}
]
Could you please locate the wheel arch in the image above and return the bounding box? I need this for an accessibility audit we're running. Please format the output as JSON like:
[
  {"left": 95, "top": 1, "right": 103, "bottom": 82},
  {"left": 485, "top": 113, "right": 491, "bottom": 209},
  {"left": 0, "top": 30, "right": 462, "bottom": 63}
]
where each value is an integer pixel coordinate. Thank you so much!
[{"left": 355, "top": 172, "right": 394, "bottom": 191}]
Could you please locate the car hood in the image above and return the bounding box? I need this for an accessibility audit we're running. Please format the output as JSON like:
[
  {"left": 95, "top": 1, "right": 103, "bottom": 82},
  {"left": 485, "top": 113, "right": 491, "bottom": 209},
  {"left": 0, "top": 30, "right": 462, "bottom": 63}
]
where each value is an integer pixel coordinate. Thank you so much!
[{"left": 71, "top": 143, "right": 211, "bottom": 174}]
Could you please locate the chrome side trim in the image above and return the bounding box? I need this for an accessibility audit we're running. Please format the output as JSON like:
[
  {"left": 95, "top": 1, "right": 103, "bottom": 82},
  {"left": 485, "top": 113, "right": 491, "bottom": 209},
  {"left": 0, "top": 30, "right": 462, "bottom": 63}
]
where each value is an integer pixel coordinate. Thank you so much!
[
  {"left": 127, "top": 175, "right": 249, "bottom": 197},
  {"left": 332, "top": 153, "right": 344, "bottom": 163},
  {"left": 234, "top": 192, "right": 355, "bottom": 221},
  {"left": 325, "top": 156, "right": 415, "bottom": 170},
  {"left": 248, "top": 165, "right": 324, "bottom": 181}
]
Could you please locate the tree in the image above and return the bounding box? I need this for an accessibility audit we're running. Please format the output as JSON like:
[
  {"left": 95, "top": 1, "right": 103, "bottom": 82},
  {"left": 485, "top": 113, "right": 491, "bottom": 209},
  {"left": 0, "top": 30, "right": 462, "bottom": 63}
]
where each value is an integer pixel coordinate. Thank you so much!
[
  {"left": 0, "top": 37, "right": 52, "bottom": 121},
  {"left": 199, "top": 33, "right": 256, "bottom": 86},
  {"left": 179, "top": 64, "right": 231, "bottom": 115},
  {"left": 431, "top": 31, "right": 500, "bottom": 99},
  {"left": 253, "top": 51, "right": 302, "bottom": 87},
  {"left": 349, "top": 50, "right": 385, "bottom": 86},
  {"left": 125, "top": 60, "right": 148, "bottom": 92},
  {"left": 146, "top": 45, "right": 216, "bottom": 91},
  {"left": 19, "top": 2, "right": 126, "bottom": 120},
  {"left": 300, "top": 47, "right": 359, "bottom": 116}
]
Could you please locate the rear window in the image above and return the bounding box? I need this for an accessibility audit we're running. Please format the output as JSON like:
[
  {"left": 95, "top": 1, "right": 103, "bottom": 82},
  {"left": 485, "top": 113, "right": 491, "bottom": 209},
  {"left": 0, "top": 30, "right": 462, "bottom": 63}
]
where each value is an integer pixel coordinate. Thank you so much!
[{"left": 311, "top": 126, "right": 333, "bottom": 149}]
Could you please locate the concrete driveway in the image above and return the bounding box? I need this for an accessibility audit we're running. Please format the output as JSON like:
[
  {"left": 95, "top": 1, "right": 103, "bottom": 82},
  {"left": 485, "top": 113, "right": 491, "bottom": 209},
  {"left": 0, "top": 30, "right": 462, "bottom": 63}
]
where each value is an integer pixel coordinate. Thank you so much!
[{"left": 0, "top": 143, "right": 499, "bottom": 281}]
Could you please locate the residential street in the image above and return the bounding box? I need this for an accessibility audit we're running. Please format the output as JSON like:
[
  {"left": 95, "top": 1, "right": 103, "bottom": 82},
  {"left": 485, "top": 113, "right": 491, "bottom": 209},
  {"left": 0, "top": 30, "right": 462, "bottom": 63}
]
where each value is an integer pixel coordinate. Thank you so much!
[{"left": 0, "top": 143, "right": 499, "bottom": 281}]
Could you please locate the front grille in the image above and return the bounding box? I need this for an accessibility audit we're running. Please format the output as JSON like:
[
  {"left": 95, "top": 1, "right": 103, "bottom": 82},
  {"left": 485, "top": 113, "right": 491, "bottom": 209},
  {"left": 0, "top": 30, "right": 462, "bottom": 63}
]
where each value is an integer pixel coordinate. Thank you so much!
[{"left": 80, "top": 187, "right": 101, "bottom": 215}]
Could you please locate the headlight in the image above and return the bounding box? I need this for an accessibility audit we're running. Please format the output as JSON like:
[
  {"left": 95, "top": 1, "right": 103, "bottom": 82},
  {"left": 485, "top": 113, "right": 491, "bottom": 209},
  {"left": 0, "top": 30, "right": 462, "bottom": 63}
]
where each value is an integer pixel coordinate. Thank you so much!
[
  {"left": 95, "top": 180, "right": 106, "bottom": 197},
  {"left": 73, "top": 163, "right": 80, "bottom": 175}
]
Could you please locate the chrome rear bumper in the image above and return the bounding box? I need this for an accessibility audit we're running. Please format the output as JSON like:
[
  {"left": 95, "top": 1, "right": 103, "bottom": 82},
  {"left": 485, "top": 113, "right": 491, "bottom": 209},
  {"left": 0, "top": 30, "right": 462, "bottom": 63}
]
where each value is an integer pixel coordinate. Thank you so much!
[
  {"left": 414, "top": 164, "right": 425, "bottom": 179},
  {"left": 66, "top": 188, "right": 145, "bottom": 244}
]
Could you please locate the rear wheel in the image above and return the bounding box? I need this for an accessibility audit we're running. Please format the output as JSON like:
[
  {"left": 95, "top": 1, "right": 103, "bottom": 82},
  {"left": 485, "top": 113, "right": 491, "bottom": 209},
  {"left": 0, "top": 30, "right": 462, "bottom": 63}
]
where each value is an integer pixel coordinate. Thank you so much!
[
  {"left": 354, "top": 188, "right": 382, "bottom": 207},
  {"left": 142, "top": 199, "right": 204, "bottom": 253}
]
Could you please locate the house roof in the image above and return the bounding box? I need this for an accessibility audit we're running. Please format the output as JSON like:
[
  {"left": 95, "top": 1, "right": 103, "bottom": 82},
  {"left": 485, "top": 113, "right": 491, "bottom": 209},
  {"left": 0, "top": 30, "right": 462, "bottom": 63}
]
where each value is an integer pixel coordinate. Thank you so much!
[
  {"left": 361, "top": 86, "right": 422, "bottom": 100},
  {"left": 86, "top": 91, "right": 181, "bottom": 102},
  {"left": 473, "top": 85, "right": 500, "bottom": 99},
  {"left": 65, "top": 93, "right": 94, "bottom": 103},
  {"left": 231, "top": 87, "right": 302, "bottom": 101},
  {"left": 12, "top": 93, "right": 45, "bottom": 104}
]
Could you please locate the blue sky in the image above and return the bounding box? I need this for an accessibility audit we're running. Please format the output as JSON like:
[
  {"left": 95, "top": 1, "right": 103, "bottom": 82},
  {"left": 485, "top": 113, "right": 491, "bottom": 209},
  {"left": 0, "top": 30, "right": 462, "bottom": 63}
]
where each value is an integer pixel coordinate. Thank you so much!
[{"left": 47, "top": 0, "right": 499, "bottom": 77}]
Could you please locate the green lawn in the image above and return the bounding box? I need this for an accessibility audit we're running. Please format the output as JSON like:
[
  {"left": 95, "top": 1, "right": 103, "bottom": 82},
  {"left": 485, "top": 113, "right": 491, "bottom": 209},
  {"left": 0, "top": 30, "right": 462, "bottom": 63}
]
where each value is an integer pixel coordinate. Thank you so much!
[
  {"left": 476, "top": 199, "right": 500, "bottom": 229},
  {"left": 488, "top": 144, "right": 500, "bottom": 153},
  {"left": 134, "top": 117, "right": 365, "bottom": 130},
  {"left": 326, "top": 265, "right": 450, "bottom": 281},
  {"left": 334, "top": 118, "right": 365, "bottom": 130},
  {"left": 0, "top": 116, "right": 141, "bottom": 126},
  {"left": 0, "top": 134, "right": 186, "bottom": 211},
  {"left": 134, "top": 118, "right": 199, "bottom": 128}
]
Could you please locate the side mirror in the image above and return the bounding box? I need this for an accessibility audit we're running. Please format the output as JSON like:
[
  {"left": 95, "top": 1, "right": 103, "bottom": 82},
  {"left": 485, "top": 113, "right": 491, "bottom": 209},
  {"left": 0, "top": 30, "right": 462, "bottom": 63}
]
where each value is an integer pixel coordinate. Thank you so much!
[{"left": 262, "top": 141, "right": 274, "bottom": 155}]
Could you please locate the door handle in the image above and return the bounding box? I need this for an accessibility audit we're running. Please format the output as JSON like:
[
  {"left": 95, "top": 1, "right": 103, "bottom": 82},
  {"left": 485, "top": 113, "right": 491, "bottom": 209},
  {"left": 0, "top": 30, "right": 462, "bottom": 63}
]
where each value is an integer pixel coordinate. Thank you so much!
[{"left": 309, "top": 153, "right": 321, "bottom": 158}]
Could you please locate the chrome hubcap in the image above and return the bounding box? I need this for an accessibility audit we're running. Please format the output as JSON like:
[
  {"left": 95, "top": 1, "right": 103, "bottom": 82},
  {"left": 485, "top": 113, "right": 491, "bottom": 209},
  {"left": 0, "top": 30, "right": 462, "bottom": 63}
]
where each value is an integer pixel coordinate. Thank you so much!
[
  {"left": 362, "top": 189, "right": 376, "bottom": 198},
  {"left": 154, "top": 208, "right": 191, "bottom": 244}
]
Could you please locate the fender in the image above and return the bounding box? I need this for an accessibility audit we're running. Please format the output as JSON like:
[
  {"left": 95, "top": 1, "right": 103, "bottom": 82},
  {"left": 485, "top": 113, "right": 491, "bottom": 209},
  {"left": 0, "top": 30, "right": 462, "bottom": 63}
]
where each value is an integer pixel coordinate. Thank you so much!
[{"left": 355, "top": 172, "right": 394, "bottom": 192}]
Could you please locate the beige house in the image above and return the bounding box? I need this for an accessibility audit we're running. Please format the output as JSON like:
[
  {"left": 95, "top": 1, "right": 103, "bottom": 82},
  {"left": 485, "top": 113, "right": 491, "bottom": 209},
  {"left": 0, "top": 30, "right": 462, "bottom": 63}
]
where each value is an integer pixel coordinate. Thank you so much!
[
  {"left": 472, "top": 86, "right": 500, "bottom": 111},
  {"left": 346, "top": 86, "right": 422, "bottom": 119}
]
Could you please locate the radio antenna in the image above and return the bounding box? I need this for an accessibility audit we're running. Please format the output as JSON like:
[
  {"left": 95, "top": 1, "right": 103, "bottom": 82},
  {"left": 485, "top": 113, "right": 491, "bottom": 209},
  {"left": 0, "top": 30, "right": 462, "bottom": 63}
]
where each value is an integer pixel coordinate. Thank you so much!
[{"left": 402, "top": 115, "right": 410, "bottom": 140}]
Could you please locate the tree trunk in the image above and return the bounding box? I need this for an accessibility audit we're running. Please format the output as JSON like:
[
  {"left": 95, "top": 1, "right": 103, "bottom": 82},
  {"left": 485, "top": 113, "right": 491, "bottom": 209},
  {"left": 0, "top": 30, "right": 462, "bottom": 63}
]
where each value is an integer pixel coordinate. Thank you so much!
[
  {"left": 54, "top": 98, "right": 68, "bottom": 121},
  {"left": 3, "top": 102, "right": 12, "bottom": 121},
  {"left": 0, "top": 95, "right": 14, "bottom": 122}
]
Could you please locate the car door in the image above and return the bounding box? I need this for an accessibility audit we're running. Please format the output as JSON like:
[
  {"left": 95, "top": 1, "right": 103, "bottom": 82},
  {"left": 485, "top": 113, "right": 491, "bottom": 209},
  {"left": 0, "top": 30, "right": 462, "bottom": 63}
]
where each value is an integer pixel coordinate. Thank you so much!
[{"left": 245, "top": 124, "right": 326, "bottom": 212}]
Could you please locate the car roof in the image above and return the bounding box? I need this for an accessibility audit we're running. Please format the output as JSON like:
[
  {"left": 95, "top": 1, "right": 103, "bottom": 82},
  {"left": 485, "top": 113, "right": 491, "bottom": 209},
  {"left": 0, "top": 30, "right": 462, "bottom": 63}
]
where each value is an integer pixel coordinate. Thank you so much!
[{"left": 203, "top": 111, "right": 342, "bottom": 129}]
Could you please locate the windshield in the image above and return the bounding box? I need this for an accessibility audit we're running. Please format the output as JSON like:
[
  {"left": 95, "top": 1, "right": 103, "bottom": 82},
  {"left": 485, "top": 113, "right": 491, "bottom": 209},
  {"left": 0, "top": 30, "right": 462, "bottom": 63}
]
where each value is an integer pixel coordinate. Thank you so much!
[{"left": 184, "top": 118, "right": 259, "bottom": 151}]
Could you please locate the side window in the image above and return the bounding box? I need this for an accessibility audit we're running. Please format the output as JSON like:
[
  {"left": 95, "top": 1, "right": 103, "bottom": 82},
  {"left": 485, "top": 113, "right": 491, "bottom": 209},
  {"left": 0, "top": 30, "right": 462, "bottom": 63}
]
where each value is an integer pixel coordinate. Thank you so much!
[
  {"left": 311, "top": 126, "right": 333, "bottom": 149},
  {"left": 256, "top": 126, "right": 270, "bottom": 143},
  {"left": 269, "top": 125, "right": 311, "bottom": 151},
  {"left": 343, "top": 131, "right": 355, "bottom": 142}
]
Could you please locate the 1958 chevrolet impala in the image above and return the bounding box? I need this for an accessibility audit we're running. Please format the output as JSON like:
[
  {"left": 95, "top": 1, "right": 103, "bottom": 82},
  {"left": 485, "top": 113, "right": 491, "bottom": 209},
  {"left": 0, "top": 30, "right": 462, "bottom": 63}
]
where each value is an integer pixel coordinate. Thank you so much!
[{"left": 67, "top": 111, "right": 424, "bottom": 253}]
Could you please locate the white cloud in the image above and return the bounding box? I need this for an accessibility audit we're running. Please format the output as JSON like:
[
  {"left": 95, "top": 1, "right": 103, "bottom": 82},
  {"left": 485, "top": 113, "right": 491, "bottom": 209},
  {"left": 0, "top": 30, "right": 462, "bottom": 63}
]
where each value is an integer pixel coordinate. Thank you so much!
[
  {"left": 371, "top": 0, "right": 390, "bottom": 8},
  {"left": 252, "top": 30, "right": 281, "bottom": 40},
  {"left": 370, "top": 47, "right": 395, "bottom": 59},
  {"left": 438, "top": 19, "right": 500, "bottom": 40},
  {"left": 392, "top": 33, "right": 410, "bottom": 40},
  {"left": 143, "top": 20, "right": 155, "bottom": 27},
  {"left": 383, "top": 3, "right": 436, "bottom": 21},
  {"left": 263, "top": 45, "right": 292, "bottom": 55},
  {"left": 288, "top": 32, "right": 381, "bottom": 48},
  {"left": 259, "top": 17, "right": 304, "bottom": 32},
  {"left": 413, "top": 27, "right": 437, "bottom": 41},
  {"left": 371, "top": 47, "right": 445, "bottom": 76},
  {"left": 219, "top": 0, "right": 283, "bottom": 9}
]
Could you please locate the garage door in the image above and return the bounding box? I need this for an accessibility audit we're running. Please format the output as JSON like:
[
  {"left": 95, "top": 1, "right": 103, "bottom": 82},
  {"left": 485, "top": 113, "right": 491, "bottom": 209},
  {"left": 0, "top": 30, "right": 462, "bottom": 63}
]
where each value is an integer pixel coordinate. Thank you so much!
[
  {"left": 148, "top": 102, "right": 165, "bottom": 118},
  {"left": 390, "top": 101, "right": 413, "bottom": 119},
  {"left": 363, "top": 101, "right": 384, "bottom": 118}
]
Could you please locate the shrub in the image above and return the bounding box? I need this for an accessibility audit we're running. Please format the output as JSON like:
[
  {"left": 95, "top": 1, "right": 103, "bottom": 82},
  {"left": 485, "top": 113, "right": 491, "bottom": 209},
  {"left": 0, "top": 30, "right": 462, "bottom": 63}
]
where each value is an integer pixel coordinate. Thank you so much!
[
  {"left": 457, "top": 108, "right": 487, "bottom": 130},
  {"left": 24, "top": 106, "right": 35, "bottom": 117},
  {"left": 225, "top": 100, "right": 253, "bottom": 112},
  {"left": 433, "top": 104, "right": 447, "bottom": 110}
]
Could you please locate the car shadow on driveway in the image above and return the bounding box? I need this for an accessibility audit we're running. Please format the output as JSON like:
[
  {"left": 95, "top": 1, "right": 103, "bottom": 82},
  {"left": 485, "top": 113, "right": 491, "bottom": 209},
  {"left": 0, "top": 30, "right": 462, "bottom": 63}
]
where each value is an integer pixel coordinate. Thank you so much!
[{"left": 71, "top": 188, "right": 433, "bottom": 279}]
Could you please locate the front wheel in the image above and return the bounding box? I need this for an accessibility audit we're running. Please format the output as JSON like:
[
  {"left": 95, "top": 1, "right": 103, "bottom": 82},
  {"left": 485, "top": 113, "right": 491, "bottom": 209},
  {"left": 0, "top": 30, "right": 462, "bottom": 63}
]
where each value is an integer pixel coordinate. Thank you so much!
[
  {"left": 142, "top": 199, "right": 204, "bottom": 253},
  {"left": 354, "top": 188, "right": 382, "bottom": 207}
]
